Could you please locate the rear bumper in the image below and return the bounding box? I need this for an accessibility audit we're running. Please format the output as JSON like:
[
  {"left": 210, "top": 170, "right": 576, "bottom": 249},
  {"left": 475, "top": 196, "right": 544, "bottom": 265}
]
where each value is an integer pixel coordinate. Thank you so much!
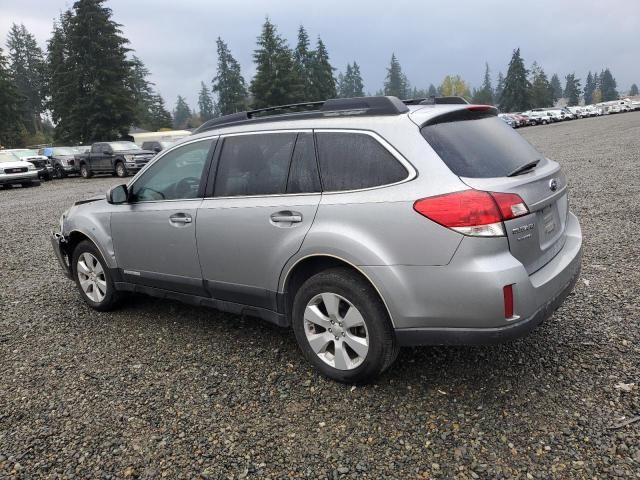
[
  {"left": 51, "top": 231, "right": 72, "bottom": 279},
  {"left": 362, "top": 212, "right": 582, "bottom": 344}
]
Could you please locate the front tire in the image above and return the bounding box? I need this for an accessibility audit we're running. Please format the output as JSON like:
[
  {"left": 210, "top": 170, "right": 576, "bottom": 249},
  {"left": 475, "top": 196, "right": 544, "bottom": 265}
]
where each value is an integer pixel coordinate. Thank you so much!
[
  {"left": 54, "top": 164, "right": 66, "bottom": 178},
  {"left": 71, "top": 240, "right": 120, "bottom": 311},
  {"left": 292, "top": 268, "right": 399, "bottom": 384},
  {"left": 115, "top": 161, "right": 127, "bottom": 178},
  {"left": 80, "top": 164, "right": 93, "bottom": 178}
]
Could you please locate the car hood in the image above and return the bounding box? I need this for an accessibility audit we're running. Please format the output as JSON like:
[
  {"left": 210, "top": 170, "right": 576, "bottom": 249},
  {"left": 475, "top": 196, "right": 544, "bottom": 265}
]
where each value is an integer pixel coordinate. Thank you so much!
[
  {"left": 1, "top": 161, "right": 33, "bottom": 170},
  {"left": 74, "top": 195, "right": 103, "bottom": 206}
]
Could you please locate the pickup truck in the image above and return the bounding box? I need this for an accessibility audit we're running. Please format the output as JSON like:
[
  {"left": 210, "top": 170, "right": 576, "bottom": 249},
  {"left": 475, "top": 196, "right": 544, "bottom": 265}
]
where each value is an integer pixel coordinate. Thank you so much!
[{"left": 76, "top": 141, "right": 155, "bottom": 178}]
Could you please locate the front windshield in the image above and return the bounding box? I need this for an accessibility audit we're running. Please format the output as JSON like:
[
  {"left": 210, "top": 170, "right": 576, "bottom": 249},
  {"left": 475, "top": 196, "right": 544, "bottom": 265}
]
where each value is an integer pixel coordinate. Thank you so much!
[
  {"left": 109, "top": 142, "right": 140, "bottom": 151},
  {"left": 52, "top": 147, "right": 75, "bottom": 155},
  {"left": 13, "top": 150, "right": 39, "bottom": 159},
  {"left": 0, "top": 151, "right": 20, "bottom": 163}
]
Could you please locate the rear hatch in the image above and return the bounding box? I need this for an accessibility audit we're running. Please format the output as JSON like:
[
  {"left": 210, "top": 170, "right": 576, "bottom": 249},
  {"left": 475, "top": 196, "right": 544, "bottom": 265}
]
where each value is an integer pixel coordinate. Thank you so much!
[{"left": 418, "top": 107, "right": 568, "bottom": 275}]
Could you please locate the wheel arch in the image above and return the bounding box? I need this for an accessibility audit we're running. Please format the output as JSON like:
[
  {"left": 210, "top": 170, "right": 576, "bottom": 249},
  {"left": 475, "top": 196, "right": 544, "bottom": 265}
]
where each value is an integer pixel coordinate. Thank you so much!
[
  {"left": 65, "top": 229, "right": 116, "bottom": 270},
  {"left": 280, "top": 254, "right": 396, "bottom": 328}
]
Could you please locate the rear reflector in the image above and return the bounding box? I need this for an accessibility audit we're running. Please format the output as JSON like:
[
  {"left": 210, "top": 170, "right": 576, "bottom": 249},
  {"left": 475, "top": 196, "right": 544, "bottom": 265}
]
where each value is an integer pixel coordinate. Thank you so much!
[
  {"left": 503, "top": 284, "right": 514, "bottom": 318},
  {"left": 413, "top": 190, "right": 529, "bottom": 237}
]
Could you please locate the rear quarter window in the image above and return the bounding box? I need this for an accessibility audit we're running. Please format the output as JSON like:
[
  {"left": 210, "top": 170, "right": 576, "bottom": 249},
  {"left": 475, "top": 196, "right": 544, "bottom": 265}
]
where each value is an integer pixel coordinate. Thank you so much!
[
  {"left": 421, "top": 115, "right": 542, "bottom": 178},
  {"left": 315, "top": 132, "right": 408, "bottom": 191}
]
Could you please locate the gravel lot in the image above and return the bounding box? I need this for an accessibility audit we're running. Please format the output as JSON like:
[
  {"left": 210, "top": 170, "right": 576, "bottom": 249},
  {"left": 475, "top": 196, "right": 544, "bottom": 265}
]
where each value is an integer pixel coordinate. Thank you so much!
[{"left": 1, "top": 113, "right": 639, "bottom": 479}]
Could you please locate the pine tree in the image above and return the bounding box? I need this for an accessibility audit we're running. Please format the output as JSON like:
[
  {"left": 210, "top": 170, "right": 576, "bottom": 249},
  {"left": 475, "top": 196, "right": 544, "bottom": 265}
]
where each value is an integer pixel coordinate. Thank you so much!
[
  {"left": 384, "top": 53, "right": 408, "bottom": 98},
  {"left": 293, "top": 26, "right": 314, "bottom": 101},
  {"left": 630, "top": 83, "right": 639, "bottom": 96},
  {"left": 494, "top": 72, "right": 505, "bottom": 105},
  {"left": 472, "top": 62, "right": 494, "bottom": 104},
  {"left": 583, "top": 71, "right": 596, "bottom": 105},
  {"left": 47, "top": 0, "right": 136, "bottom": 143},
  {"left": 46, "top": 11, "right": 73, "bottom": 141},
  {"left": 0, "top": 46, "right": 26, "bottom": 147},
  {"left": 128, "top": 55, "right": 156, "bottom": 129},
  {"left": 198, "top": 81, "right": 215, "bottom": 121},
  {"left": 309, "top": 37, "right": 336, "bottom": 101},
  {"left": 337, "top": 64, "right": 353, "bottom": 98},
  {"left": 173, "top": 95, "right": 191, "bottom": 129},
  {"left": 250, "top": 18, "right": 299, "bottom": 108},
  {"left": 351, "top": 62, "right": 364, "bottom": 97},
  {"left": 529, "top": 62, "right": 554, "bottom": 108},
  {"left": 6, "top": 23, "right": 46, "bottom": 134},
  {"left": 550, "top": 73, "right": 562, "bottom": 102},
  {"left": 212, "top": 37, "right": 248, "bottom": 115},
  {"left": 563, "top": 74, "right": 581, "bottom": 106},
  {"left": 427, "top": 84, "right": 438, "bottom": 97},
  {"left": 148, "top": 94, "right": 172, "bottom": 130},
  {"left": 500, "top": 48, "right": 531, "bottom": 112},
  {"left": 599, "top": 68, "right": 618, "bottom": 101}
]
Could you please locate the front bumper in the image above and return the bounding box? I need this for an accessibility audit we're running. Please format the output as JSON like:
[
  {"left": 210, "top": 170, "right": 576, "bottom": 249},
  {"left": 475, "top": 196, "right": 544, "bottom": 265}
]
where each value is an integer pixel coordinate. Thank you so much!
[
  {"left": 0, "top": 171, "right": 39, "bottom": 185},
  {"left": 51, "top": 232, "right": 72, "bottom": 279}
]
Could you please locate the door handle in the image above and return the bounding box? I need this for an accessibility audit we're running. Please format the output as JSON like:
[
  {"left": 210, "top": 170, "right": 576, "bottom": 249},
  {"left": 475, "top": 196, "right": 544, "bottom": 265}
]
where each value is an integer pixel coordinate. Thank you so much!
[
  {"left": 270, "top": 211, "right": 303, "bottom": 223},
  {"left": 169, "top": 213, "right": 192, "bottom": 224}
]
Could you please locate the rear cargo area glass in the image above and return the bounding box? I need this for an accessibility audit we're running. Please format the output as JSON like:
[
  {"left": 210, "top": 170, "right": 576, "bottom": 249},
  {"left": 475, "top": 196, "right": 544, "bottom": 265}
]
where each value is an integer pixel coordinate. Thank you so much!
[{"left": 421, "top": 117, "right": 542, "bottom": 178}]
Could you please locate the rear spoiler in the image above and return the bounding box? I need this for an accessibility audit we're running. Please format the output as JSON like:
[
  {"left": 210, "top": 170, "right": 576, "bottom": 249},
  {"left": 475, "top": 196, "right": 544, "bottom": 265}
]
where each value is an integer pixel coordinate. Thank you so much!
[{"left": 420, "top": 105, "right": 498, "bottom": 127}]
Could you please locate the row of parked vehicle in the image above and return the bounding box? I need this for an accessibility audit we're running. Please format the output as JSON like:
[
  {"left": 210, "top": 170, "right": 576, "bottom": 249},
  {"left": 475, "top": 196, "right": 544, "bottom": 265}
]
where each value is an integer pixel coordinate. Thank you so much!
[
  {"left": 498, "top": 98, "right": 639, "bottom": 128},
  {"left": 0, "top": 140, "right": 175, "bottom": 188}
]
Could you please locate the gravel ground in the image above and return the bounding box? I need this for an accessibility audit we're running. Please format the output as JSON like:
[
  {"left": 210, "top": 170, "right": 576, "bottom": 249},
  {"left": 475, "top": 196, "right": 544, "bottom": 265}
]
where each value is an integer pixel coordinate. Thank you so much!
[{"left": 1, "top": 113, "right": 639, "bottom": 479}]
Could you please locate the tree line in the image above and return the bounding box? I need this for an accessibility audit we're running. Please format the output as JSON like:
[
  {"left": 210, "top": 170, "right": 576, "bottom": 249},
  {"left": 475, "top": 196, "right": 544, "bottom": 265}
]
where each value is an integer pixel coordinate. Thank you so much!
[{"left": 0, "top": 0, "right": 637, "bottom": 147}]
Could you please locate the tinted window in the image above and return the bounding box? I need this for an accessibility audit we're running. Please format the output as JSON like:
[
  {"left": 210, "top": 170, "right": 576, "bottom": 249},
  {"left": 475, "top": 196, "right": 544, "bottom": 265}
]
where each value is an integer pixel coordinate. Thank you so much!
[
  {"left": 421, "top": 116, "right": 542, "bottom": 178},
  {"left": 214, "top": 133, "right": 296, "bottom": 197},
  {"left": 315, "top": 132, "right": 408, "bottom": 191},
  {"left": 287, "top": 133, "right": 321, "bottom": 194},
  {"left": 130, "top": 139, "right": 213, "bottom": 202}
]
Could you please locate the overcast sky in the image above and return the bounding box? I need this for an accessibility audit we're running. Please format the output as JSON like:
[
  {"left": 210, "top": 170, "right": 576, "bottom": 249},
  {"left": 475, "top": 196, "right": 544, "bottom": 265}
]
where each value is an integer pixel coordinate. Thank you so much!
[{"left": 2, "top": 0, "right": 639, "bottom": 109}]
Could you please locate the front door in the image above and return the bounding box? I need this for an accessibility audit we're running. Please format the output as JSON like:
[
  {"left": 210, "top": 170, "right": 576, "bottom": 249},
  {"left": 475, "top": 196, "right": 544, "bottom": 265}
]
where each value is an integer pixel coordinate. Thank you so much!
[
  {"left": 111, "top": 138, "right": 216, "bottom": 295},
  {"left": 197, "top": 131, "right": 321, "bottom": 310}
]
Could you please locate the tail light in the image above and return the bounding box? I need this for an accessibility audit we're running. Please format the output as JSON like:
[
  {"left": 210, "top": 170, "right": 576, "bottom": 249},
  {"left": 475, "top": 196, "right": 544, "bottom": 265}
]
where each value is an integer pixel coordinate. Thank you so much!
[
  {"left": 503, "top": 284, "right": 514, "bottom": 318},
  {"left": 413, "top": 190, "right": 529, "bottom": 237}
]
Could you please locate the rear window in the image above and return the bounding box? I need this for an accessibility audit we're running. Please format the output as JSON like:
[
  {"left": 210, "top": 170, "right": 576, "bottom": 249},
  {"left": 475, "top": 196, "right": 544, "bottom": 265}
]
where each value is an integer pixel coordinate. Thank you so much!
[
  {"left": 316, "top": 132, "right": 408, "bottom": 191},
  {"left": 421, "top": 116, "right": 542, "bottom": 178}
]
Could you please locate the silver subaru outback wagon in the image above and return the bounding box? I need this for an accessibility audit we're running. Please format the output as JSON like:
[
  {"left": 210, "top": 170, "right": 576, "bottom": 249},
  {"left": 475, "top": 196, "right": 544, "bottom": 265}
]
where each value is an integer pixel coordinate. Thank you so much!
[{"left": 51, "top": 96, "right": 582, "bottom": 383}]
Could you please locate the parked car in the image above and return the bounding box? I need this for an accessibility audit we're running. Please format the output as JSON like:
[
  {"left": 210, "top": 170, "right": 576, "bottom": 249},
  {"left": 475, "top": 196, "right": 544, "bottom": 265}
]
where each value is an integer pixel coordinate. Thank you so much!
[
  {"left": 498, "top": 113, "right": 516, "bottom": 127},
  {"left": 5, "top": 149, "right": 53, "bottom": 180},
  {"left": 51, "top": 96, "right": 582, "bottom": 383},
  {"left": 141, "top": 140, "right": 173, "bottom": 153},
  {"left": 0, "top": 150, "right": 40, "bottom": 188},
  {"left": 39, "top": 146, "right": 80, "bottom": 178},
  {"left": 76, "top": 142, "right": 155, "bottom": 178}
]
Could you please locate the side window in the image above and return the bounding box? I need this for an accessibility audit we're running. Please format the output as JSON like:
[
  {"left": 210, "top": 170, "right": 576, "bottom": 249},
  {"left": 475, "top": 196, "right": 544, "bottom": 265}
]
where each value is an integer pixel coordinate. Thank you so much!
[
  {"left": 315, "top": 132, "right": 408, "bottom": 191},
  {"left": 287, "top": 133, "right": 321, "bottom": 194},
  {"left": 214, "top": 133, "right": 296, "bottom": 197},
  {"left": 129, "top": 139, "right": 214, "bottom": 202},
  {"left": 91, "top": 144, "right": 101, "bottom": 153}
]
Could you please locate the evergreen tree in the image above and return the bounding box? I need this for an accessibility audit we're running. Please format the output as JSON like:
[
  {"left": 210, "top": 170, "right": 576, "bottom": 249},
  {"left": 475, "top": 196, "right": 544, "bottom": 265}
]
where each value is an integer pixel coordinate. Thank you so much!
[
  {"left": 529, "top": 62, "right": 554, "bottom": 108},
  {"left": 309, "top": 37, "right": 336, "bottom": 101},
  {"left": 630, "top": 83, "right": 639, "bottom": 96},
  {"left": 46, "top": 11, "right": 73, "bottom": 140},
  {"left": 0, "top": 46, "right": 26, "bottom": 147},
  {"left": 427, "top": 83, "right": 438, "bottom": 97},
  {"left": 351, "top": 62, "right": 364, "bottom": 97},
  {"left": 599, "top": 68, "right": 618, "bottom": 101},
  {"left": 212, "top": 37, "right": 248, "bottom": 115},
  {"left": 500, "top": 48, "right": 531, "bottom": 112},
  {"left": 128, "top": 55, "right": 156, "bottom": 129},
  {"left": 6, "top": 23, "right": 45, "bottom": 134},
  {"left": 472, "top": 62, "right": 494, "bottom": 104},
  {"left": 293, "top": 25, "right": 314, "bottom": 101},
  {"left": 250, "top": 18, "right": 299, "bottom": 108},
  {"left": 48, "top": 0, "right": 135, "bottom": 143},
  {"left": 550, "top": 73, "right": 562, "bottom": 101},
  {"left": 440, "top": 75, "right": 471, "bottom": 99},
  {"left": 173, "top": 95, "right": 191, "bottom": 129},
  {"left": 384, "top": 53, "right": 409, "bottom": 98},
  {"left": 148, "top": 94, "right": 172, "bottom": 130},
  {"left": 583, "top": 71, "right": 596, "bottom": 105},
  {"left": 494, "top": 72, "right": 505, "bottom": 105},
  {"left": 563, "top": 73, "right": 581, "bottom": 106},
  {"left": 337, "top": 64, "right": 353, "bottom": 97},
  {"left": 198, "top": 81, "right": 215, "bottom": 121}
]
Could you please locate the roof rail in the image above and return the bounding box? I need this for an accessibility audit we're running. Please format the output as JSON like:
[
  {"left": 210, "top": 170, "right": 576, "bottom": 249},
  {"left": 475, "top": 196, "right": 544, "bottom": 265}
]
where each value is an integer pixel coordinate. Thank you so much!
[
  {"left": 193, "top": 96, "right": 409, "bottom": 134},
  {"left": 403, "top": 96, "right": 470, "bottom": 105}
]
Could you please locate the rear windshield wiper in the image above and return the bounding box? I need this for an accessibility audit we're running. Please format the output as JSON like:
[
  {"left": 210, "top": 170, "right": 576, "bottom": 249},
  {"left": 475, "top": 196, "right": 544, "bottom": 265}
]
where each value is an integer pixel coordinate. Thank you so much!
[{"left": 507, "top": 159, "right": 540, "bottom": 177}]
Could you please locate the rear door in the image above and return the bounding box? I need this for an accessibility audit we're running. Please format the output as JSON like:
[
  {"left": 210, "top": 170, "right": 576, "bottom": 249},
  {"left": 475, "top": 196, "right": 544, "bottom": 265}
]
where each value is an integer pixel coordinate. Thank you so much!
[
  {"left": 196, "top": 131, "right": 321, "bottom": 310},
  {"left": 420, "top": 111, "right": 568, "bottom": 274}
]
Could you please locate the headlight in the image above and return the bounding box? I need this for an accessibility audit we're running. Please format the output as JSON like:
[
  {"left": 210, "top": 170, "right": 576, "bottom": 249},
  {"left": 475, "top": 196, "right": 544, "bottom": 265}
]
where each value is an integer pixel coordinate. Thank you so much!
[
  {"left": 27, "top": 163, "right": 36, "bottom": 171},
  {"left": 124, "top": 154, "right": 135, "bottom": 162}
]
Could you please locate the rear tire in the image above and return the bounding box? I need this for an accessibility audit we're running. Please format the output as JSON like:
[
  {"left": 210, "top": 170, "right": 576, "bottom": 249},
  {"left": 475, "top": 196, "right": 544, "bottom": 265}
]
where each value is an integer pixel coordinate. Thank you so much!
[
  {"left": 71, "top": 240, "right": 121, "bottom": 311},
  {"left": 292, "top": 267, "right": 399, "bottom": 384},
  {"left": 80, "top": 163, "right": 92, "bottom": 178}
]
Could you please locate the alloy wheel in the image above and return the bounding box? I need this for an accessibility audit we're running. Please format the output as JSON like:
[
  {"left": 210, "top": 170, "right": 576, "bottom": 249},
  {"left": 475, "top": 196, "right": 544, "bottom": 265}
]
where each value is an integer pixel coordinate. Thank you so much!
[
  {"left": 303, "top": 293, "right": 369, "bottom": 370},
  {"left": 76, "top": 252, "right": 107, "bottom": 303}
]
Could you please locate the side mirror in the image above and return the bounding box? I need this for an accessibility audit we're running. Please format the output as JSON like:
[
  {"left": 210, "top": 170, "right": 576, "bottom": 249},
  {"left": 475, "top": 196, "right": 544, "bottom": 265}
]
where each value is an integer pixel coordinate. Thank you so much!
[
  {"left": 103, "top": 149, "right": 112, "bottom": 155},
  {"left": 106, "top": 184, "right": 128, "bottom": 204},
  {"left": 153, "top": 146, "right": 161, "bottom": 153}
]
